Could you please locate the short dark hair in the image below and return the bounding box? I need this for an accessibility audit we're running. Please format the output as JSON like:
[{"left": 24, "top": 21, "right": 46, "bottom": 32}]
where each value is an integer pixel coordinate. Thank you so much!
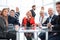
[
  {"left": 10, "top": 10, "right": 15, "bottom": 12},
  {"left": 32, "top": 5, "right": 36, "bottom": 8},
  {"left": 56, "top": 2, "right": 60, "bottom": 5}
]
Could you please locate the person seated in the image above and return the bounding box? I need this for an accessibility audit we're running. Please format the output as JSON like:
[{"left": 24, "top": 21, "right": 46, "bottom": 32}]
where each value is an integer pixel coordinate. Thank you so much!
[
  {"left": 22, "top": 11, "right": 36, "bottom": 40},
  {"left": 41, "top": 6, "right": 48, "bottom": 17},
  {"left": 1, "top": 8, "right": 16, "bottom": 40},
  {"left": 38, "top": 10, "right": 47, "bottom": 27},
  {"left": 38, "top": 8, "right": 57, "bottom": 40},
  {"left": 15, "top": 7, "right": 20, "bottom": 20},
  {"left": 8, "top": 9, "right": 20, "bottom": 25},
  {"left": 0, "top": 13, "right": 8, "bottom": 39},
  {"left": 47, "top": 2, "right": 60, "bottom": 40},
  {"left": 42, "top": 8, "right": 57, "bottom": 26}
]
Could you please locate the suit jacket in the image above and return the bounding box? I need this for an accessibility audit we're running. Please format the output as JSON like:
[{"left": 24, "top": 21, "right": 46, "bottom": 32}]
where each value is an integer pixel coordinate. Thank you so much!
[
  {"left": 30, "top": 10, "right": 36, "bottom": 17},
  {"left": 52, "top": 15, "right": 60, "bottom": 31},
  {"left": 49, "top": 15, "right": 60, "bottom": 40},
  {"left": 42, "top": 15, "right": 57, "bottom": 26}
]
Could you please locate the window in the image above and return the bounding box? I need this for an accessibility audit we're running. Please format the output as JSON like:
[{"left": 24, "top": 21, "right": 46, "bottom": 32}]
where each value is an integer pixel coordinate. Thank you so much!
[
  {"left": 0, "top": 0, "right": 7, "bottom": 5},
  {"left": 43, "top": 0, "right": 53, "bottom": 5},
  {"left": 35, "top": 0, "right": 42, "bottom": 7},
  {"left": 0, "top": 0, "right": 59, "bottom": 23},
  {"left": 56, "top": 0, "right": 60, "bottom": 2}
]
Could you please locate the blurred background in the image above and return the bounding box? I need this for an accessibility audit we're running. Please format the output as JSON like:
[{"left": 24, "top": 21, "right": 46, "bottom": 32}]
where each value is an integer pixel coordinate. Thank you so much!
[{"left": 0, "top": 0, "right": 60, "bottom": 24}]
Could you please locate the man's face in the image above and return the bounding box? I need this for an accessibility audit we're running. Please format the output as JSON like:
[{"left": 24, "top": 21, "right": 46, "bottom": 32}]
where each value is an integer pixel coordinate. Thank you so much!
[
  {"left": 41, "top": 7, "right": 44, "bottom": 10},
  {"left": 48, "top": 8, "right": 53, "bottom": 16},
  {"left": 10, "top": 11, "right": 15, "bottom": 17},
  {"left": 32, "top": 7, "right": 36, "bottom": 10},
  {"left": 40, "top": 11, "right": 44, "bottom": 17},
  {"left": 56, "top": 4, "right": 60, "bottom": 15}
]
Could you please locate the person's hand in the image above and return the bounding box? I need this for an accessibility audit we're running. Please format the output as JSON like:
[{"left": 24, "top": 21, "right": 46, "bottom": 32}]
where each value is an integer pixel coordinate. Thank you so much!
[
  {"left": 16, "top": 7, "right": 19, "bottom": 12},
  {"left": 38, "top": 23, "right": 42, "bottom": 29},
  {"left": 53, "top": 33, "right": 57, "bottom": 35},
  {"left": 15, "top": 25, "right": 19, "bottom": 31},
  {"left": 31, "top": 24, "right": 36, "bottom": 30},
  {"left": 23, "top": 25, "right": 26, "bottom": 30},
  {"left": 47, "top": 23, "right": 52, "bottom": 28},
  {"left": 32, "top": 26, "right": 36, "bottom": 30}
]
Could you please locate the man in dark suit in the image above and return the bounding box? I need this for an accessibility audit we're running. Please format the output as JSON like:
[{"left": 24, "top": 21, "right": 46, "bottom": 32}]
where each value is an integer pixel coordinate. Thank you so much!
[
  {"left": 43, "top": 8, "right": 57, "bottom": 26},
  {"left": 30, "top": 5, "right": 36, "bottom": 18},
  {"left": 39, "top": 8, "right": 57, "bottom": 40},
  {"left": 47, "top": 2, "right": 60, "bottom": 40}
]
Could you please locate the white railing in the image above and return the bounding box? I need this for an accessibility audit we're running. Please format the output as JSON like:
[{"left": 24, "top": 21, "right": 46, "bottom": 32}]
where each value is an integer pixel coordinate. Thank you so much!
[{"left": 16, "top": 27, "right": 48, "bottom": 40}]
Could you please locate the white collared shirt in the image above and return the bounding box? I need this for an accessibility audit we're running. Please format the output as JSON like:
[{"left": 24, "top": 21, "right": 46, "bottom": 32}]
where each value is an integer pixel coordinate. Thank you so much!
[
  {"left": 39, "top": 16, "right": 47, "bottom": 24},
  {"left": 49, "top": 14, "right": 54, "bottom": 23}
]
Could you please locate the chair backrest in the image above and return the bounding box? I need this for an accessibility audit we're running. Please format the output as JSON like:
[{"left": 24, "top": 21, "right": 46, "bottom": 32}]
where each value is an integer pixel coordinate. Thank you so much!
[
  {"left": 8, "top": 24, "right": 16, "bottom": 34},
  {"left": 8, "top": 24, "right": 14, "bottom": 29}
]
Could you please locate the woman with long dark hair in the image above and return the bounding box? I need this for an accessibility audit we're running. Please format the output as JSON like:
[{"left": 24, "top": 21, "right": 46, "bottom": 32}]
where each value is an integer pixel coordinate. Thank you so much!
[{"left": 1, "top": 8, "right": 16, "bottom": 40}]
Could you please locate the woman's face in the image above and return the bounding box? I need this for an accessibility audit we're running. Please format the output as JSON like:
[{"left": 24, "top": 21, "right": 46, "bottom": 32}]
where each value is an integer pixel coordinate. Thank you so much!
[
  {"left": 26, "top": 11, "right": 32, "bottom": 18},
  {"left": 3, "top": 9, "right": 8, "bottom": 17},
  {"left": 40, "top": 11, "right": 44, "bottom": 17}
]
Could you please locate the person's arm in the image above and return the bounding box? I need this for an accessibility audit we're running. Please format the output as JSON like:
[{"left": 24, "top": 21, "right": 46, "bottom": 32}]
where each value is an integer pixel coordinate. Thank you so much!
[
  {"left": 42, "top": 18, "right": 48, "bottom": 26},
  {"left": 30, "top": 17, "right": 36, "bottom": 30},
  {"left": 14, "top": 18, "right": 20, "bottom": 26},
  {"left": 22, "top": 17, "right": 27, "bottom": 30},
  {"left": 50, "top": 16, "right": 60, "bottom": 31},
  {"left": 51, "top": 16, "right": 60, "bottom": 31},
  {"left": 52, "top": 24, "right": 60, "bottom": 31}
]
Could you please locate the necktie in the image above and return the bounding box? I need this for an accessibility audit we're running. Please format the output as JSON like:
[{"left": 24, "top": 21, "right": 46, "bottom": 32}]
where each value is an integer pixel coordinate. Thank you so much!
[{"left": 49, "top": 16, "right": 52, "bottom": 23}]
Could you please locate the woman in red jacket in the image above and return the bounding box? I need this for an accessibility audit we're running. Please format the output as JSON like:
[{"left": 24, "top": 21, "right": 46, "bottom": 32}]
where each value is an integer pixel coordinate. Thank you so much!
[{"left": 22, "top": 11, "right": 36, "bottom": 40}]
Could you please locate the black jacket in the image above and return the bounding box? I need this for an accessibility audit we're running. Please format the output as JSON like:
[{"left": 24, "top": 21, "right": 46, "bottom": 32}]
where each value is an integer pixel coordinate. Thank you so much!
[
  {"left": 30, "top": 10, "right": 36, "bottom": 17},
  {"left": 52, "top": 15, "right": 60, "bottom": 31},
  {"left": 42, "top": 15, "right": 57, "bottom": 26},
  {"left": 8, "top": 16, "right": 20, "bottom": 26}
]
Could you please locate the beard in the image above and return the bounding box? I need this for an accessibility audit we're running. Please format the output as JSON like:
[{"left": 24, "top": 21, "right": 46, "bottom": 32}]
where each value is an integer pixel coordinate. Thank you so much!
[
  {"left": 58, "top": 12, "right": 60, "bottom": 15},
  {"left": 34, "top": 9, "right": 36, "bottom": 10}
]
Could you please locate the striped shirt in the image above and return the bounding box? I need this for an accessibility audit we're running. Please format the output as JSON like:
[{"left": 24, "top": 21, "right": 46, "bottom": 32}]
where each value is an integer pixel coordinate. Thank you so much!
[{"left": 15, "top": 12, "right": 20, "bottom": 20}]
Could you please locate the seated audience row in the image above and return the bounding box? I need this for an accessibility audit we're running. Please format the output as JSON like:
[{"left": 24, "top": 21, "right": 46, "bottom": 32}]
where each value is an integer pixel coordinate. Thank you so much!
[{"left": 0, "top": 7, "right": 20, "bottom": 40}]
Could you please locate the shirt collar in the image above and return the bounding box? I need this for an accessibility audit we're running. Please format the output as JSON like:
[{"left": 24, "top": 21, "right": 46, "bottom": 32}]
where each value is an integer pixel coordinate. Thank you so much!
[{"left": 50, "top": 14, "right": 54, "bottom": 18}]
